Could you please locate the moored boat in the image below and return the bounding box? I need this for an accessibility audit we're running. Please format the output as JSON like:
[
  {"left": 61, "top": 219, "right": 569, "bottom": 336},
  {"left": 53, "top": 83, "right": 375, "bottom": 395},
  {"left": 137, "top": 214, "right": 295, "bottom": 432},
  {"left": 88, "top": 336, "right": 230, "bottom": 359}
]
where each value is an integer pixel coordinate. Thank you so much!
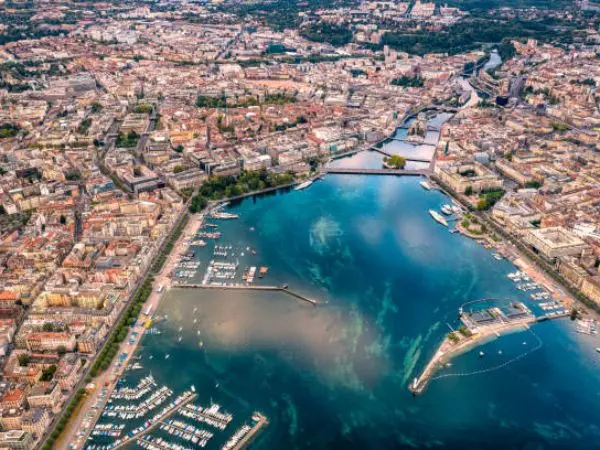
[
  {"left": 294, "top": 180, "right": 313, "bottom": 191},
  {"left": 428, "top": 209, "right": 448, "bottom": 227}
]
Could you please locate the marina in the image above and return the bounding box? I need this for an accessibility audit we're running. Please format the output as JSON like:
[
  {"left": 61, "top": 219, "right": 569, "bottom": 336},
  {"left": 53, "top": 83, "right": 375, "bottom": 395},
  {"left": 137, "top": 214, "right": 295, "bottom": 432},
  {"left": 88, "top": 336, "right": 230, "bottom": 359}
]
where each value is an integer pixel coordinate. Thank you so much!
[{"left": 86, "top": 176, "right": 600, "bottom": 450}]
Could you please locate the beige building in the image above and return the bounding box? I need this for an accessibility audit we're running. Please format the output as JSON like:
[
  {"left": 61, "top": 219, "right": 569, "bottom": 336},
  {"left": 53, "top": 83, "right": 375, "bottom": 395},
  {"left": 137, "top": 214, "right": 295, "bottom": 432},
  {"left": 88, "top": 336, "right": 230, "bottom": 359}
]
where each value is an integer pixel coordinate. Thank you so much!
[
  {"left": 0, "top": 430, "right": 34, "bottom": 450},
  {"left": 580, "top": 276, "right": 600, "bottom": 305},
  {"left": 25, "top": 332, "right": 77, "bottom": 353},
  {"left": 524, "top": 227, "right": 590, "bottom": 260},
  {"left": 434, "top": 161, "right": 503, "bottom": 194},
  {"left": 26, "top": 381, "right": 62, "bottom": 410},
  {"left": 22, "top": 408, "right": 51, "bottom": 437}
]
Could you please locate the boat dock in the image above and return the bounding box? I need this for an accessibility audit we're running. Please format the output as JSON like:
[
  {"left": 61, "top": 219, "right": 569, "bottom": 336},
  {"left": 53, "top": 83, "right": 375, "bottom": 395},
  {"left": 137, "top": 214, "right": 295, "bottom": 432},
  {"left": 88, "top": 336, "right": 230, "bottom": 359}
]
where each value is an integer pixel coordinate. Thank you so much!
[
  {"left": 174, "top": 283, "right": 318, "bottom": 306},
  {"left": 231, "top": 413, "right": 269, "bottom": 450},
  {"left": 111, "top": 392, "right": 197, "bottom": 450}
]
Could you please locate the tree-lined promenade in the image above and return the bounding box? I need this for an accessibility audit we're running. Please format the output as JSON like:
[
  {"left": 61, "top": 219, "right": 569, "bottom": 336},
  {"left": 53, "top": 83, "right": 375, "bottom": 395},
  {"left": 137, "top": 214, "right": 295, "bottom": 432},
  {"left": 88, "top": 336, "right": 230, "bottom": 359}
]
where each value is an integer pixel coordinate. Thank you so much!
[{"left": 41, "top": 212, "right": 189, "bottom": 450}]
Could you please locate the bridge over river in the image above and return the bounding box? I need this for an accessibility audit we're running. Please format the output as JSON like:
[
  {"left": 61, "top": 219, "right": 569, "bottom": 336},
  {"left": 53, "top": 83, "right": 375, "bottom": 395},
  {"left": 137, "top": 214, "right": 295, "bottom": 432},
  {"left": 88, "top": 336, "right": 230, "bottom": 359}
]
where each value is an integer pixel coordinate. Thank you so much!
[{"left": 323, "top": 167, "right": 430, "bottom": 176}]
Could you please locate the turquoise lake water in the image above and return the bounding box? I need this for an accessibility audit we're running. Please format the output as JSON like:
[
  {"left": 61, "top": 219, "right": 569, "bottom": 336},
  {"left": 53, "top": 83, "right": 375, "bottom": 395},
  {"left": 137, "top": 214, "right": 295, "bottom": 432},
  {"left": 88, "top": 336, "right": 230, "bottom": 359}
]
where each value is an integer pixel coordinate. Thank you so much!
[{"left": 92, "top": 176, "right": 600, "bottom": 450}]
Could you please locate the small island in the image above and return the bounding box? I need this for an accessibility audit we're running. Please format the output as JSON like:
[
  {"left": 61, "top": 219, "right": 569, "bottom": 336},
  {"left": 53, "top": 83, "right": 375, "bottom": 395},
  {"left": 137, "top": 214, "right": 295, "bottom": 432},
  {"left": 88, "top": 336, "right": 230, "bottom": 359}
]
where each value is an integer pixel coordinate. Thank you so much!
[{"left": 383, "top": 155, "right": 407, "bottom": 169}]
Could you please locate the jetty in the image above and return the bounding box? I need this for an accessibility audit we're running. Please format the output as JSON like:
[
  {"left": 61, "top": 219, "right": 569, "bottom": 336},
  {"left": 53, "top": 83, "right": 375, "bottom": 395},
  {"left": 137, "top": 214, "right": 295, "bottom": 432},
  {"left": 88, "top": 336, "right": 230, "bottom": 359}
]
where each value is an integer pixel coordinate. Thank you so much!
[
  {"left": 409, "top": 302, "right": 569, "bottom": 395},
  {"left": 323, "top": 167, "right": 430, "bottom": 176},
  {"left": 112, "top": 391, "right": 197, "bottom": 450},
  {"left": 231, "top": 413, "right": 269, "bottom": 450},
  {"left": 174, "top": 283, "right": 318, "bottom": 306}
]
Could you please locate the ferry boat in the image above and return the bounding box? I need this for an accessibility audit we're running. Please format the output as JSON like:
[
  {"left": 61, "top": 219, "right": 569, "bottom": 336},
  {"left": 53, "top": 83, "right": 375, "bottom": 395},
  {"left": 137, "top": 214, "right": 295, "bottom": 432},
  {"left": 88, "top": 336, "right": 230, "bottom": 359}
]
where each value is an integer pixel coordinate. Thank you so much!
[
  {"left": 294, "top": 180, "right": 313, "bottom": 191},
  {"left": 428, "top": 209, "right": 448, "bottom": 227},
  {"left": 440, "top": 204, "right": 453, "bottom": 215},
  {"left": 420, "top": 180, "right": 432, "bottom": 190}
]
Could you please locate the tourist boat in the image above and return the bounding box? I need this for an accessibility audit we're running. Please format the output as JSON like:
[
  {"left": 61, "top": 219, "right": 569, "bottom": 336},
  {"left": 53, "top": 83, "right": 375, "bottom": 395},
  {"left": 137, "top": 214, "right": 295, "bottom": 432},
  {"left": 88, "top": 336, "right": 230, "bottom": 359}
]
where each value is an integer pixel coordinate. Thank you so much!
[
  {"left": 420, "top": 180, "right": 432, "bottom": 190},
  {"left": 596, "top": 348, "right": 600, "bottom": 353},
  {"left": 258, "top": 266, "right": 269, "bottom": 278},
  {"left": 428, "top": 209, "right": 448, "bottom": 227},
  {"left": 440, "top": 204, "right": 453, "bottom": 215},
  {"left": 211, "top": 211, "right": 239, "bottom": 220},
  {"left": 294, "top": 180, "right": 313, "bottom": 191}
]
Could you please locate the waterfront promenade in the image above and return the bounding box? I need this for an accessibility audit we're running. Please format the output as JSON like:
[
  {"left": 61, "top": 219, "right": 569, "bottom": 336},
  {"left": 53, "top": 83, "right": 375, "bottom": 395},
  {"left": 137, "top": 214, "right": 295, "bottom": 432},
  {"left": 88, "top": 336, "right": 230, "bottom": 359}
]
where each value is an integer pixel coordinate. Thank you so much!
[
  {"left": 63, "top": 213, "right": 206, "bottom": 450},
  {"left": 409, "top": 308, "right": 568, "bottom": 395}
]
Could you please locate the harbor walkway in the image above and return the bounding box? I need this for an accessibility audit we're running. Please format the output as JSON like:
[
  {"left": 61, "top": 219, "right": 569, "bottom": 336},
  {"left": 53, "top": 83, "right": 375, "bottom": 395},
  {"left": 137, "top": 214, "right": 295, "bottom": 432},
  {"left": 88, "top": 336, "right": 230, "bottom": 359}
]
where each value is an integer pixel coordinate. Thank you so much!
[
  {"left": 174, "top": 283, "right": 318, "bottom": 305},
  {"left": 112, "top": 392, "right": 197, "bottom": 450},
  {"left": 323, "top": 167, "right": 430, "bottom": 176},
  {"left": 409, "top": 308, "right": 568, "bottom": 395}
]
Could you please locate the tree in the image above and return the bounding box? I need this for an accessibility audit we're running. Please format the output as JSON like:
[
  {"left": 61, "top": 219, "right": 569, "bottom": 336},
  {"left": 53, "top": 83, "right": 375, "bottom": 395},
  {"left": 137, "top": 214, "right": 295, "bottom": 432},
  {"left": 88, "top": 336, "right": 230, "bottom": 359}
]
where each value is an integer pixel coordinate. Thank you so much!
[
  {"left": 173, "top": 165, "right": 184, "bottom": 174},
  {"left": 383, "top": 155, "right": 406, "bottom": 169},
  {"left": 57, "top": 345, "right": 66, "bottom": 356},
  {"left": 570, "top": 308, "right": 579, "bottom": 321},
  {"left": 42, "top": 322, "right": 54, "bottom": 332},
  {"left": 174, "top": 145, "right": 184, "bottom": 153},
  {"left": 59, "top": 215, "right": 67, "bottom": 225},
  {"left": 464, "top": 186, "right": 473, "bottom": 196},
  {"left": 18, "top": 354, "right": 30, "bottom": 367},
  {"left": 40, "top": 364, "right": 57, "bottom": 381}
]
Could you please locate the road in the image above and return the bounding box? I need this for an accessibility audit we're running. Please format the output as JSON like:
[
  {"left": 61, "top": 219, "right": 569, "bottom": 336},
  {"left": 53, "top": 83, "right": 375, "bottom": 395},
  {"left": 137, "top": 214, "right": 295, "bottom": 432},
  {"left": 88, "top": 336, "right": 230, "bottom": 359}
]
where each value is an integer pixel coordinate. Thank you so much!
[{"left": 62, "top": 213, "right": 204, "bottom": 450}]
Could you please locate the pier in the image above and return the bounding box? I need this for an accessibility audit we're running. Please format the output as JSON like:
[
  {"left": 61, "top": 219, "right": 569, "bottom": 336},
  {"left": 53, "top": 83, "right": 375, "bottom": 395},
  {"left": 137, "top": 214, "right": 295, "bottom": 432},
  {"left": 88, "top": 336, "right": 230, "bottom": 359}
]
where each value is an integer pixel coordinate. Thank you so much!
[
  {"left": 409, "top": 303, "right": 569, "bottom": 395},
  {"left": 323, "top": 167, "right": 430, "bottom": 176},
  {"left": 174, "top": 283, "right": 318, "bottom": 305},
  {"left": 231, "top": 413, "right": 269, "bottom": 450},
  {"left": 112, "top": 392, "right": 197, "bottom": 450}
]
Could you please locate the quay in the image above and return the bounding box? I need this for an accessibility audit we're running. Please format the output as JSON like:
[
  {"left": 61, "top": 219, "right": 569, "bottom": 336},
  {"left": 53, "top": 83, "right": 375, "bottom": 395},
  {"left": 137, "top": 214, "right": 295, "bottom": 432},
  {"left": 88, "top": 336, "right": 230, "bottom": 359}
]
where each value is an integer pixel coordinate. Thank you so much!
[
  {"left": 232, "top": 413, "right": 269, "bottom": 450},
  {"left": 112, "top": 392, "right": 197, "bottom": 450},
  {"left": 409, "top": 309, "right": 568, "bottom": 395},
  {"left": 174, "top": 283, "right": 318, "bottom": 306},
  {"left": 323, "top": 167, "right": 430, "bottom": 176}
]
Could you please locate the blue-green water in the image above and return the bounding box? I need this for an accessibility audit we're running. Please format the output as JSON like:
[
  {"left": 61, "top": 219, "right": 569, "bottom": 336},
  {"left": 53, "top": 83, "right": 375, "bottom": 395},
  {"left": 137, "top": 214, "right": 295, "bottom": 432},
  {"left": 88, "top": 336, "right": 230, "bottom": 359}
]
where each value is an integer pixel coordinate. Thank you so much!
[{"left": 102, "top": 176, "right": 600, "bottom": 450}]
